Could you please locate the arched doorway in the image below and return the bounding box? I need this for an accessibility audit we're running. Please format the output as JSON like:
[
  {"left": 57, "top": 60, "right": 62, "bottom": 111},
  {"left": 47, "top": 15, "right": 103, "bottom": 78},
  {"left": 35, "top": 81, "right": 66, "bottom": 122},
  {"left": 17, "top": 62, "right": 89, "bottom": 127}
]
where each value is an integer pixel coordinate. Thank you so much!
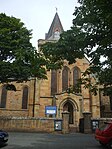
[{"left": 63, "top": 101, "right": 74, "bottom": 124}]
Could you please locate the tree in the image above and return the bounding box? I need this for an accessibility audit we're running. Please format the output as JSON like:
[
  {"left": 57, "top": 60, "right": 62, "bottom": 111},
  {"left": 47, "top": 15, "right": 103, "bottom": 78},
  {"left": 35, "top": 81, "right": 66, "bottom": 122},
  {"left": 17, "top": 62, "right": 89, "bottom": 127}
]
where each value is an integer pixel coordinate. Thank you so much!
[
  {"left": 0, "top": 13, "right": 47, "bottom": 87},
  {"left": 41, "top": 0, "right": 112, "bottom": 96}
]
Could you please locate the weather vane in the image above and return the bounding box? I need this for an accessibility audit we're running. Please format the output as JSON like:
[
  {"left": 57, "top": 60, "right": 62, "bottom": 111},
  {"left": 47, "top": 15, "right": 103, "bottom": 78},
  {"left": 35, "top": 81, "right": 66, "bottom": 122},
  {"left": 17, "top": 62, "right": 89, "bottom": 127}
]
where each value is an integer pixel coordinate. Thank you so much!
[{"left": 55, "top": 7, "right": 58, "bottom": 12}]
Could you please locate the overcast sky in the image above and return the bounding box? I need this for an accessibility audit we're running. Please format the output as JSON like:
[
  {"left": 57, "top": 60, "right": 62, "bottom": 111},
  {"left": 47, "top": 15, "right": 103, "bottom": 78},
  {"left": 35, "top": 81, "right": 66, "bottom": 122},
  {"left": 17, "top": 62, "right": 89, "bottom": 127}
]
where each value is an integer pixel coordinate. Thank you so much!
[{"left": 0, "top": 0, "right": 78, "bottom": 49}]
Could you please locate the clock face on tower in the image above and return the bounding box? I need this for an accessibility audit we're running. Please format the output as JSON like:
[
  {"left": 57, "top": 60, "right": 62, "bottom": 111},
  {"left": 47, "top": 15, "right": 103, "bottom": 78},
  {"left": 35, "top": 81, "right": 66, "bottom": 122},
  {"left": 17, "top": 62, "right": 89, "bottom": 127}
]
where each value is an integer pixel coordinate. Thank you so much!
[{"left": 54, "top": 28, "right": 60, "bottom": 39}]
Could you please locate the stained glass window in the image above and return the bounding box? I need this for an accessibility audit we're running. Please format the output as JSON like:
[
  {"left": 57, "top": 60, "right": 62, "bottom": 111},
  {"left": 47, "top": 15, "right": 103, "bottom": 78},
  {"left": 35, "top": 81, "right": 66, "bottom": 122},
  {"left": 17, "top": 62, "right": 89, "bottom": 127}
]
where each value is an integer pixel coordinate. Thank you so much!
[
  {"left": 22, "top": 86, "right": 28, "bottom": 109},
  {"left": 73, "top": 67, "right": 81, "bottom": 93},
  {"left": 62, "top": 66, "right": 69, "bottom": 92},
  {"left": 51, "top": 70, "right": 57, "bottom": 95}
]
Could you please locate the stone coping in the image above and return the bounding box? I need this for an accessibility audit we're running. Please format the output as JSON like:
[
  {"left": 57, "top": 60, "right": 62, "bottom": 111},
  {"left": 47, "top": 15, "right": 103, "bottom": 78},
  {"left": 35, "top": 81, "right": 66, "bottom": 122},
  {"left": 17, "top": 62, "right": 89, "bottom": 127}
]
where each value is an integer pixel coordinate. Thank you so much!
[
  {"left": 0, "top": 116, "right": 62, "bottom": 120},
  {"left": 91, "top": 118, "right": 112, "bottom": 121}
]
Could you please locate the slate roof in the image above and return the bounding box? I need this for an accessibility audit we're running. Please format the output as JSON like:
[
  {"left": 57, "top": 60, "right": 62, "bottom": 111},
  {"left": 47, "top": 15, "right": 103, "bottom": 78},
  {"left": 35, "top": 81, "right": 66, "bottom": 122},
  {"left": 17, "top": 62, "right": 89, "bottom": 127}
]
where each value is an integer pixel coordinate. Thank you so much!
[{"left": 45, "top": 12, "right": 64, "bottom": 40}]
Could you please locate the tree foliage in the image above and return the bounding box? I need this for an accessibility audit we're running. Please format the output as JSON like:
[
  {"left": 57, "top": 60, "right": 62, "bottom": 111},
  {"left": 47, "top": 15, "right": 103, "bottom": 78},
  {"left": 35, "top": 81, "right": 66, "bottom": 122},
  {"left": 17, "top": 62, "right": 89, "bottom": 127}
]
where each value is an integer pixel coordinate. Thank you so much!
[
  {"left": 73, "top": 0, "right": 112, "bottom": 96},
  {"left": 0, "top": 13, "right": 47, "bottom": 85},
  {"left": 41, "top": 0, "right": 112, "bottom": 96}
]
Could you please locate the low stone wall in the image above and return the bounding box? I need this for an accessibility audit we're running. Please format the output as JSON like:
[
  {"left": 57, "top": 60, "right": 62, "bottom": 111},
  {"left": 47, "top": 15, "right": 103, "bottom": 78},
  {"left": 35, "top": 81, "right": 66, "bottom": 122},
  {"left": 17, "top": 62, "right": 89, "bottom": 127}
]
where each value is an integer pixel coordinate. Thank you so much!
[
  {"left": 91, "top": 118, "right": 112, "bottom": 133},
  {"left": 82, "top": 112, "right": 112, "bottom": 133},
  {"left": 92, "top": 118, "right": 112, "bottom": 127},
  {"left": 0, "top": 117, "right": 62, "bottom": 133}
]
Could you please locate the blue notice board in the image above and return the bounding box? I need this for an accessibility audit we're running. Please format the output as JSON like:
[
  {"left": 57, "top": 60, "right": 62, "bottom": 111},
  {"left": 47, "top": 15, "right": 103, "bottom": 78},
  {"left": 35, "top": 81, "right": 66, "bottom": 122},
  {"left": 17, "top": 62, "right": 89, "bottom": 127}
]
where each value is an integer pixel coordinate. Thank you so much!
[{"left": 45, "top": 106, "right": 57, "bottom": 115}]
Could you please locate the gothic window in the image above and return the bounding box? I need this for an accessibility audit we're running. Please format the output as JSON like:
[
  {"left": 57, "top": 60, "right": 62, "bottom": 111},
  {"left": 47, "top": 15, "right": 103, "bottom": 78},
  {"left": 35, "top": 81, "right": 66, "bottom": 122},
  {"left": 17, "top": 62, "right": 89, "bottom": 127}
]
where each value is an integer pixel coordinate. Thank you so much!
[
  {"left": 73, "top": 67, "right": 81, "bottom": 93},
  {"left": 22, "top": 86, "right": 28, "bottom": 109},
  {"left": 51, "top": 70, "right": 57, "bottom": 95},
  {"left": 62, "top": 66, "right": 69, "bottom": 92},
  {"left": 0, "top": 85, "right": 7, "bottom": 108}
]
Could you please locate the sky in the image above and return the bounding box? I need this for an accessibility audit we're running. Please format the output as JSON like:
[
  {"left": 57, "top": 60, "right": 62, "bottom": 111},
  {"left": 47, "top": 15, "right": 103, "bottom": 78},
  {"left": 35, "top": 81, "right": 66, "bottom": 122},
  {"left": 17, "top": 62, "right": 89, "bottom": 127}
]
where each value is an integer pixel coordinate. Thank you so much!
[{"left": 0, "top": 0, "right": 78, "bottom": 49}]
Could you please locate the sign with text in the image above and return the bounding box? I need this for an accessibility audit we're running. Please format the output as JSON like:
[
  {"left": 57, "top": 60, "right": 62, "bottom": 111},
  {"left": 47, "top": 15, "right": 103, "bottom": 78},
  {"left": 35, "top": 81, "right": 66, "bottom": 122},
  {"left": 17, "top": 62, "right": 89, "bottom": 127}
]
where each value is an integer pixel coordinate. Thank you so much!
[
  {"left": 45, "top": 106, "right": 57, "bottom": 115},
  {"left": 54, "top": 120, "right": 62, "bottom": 131}
]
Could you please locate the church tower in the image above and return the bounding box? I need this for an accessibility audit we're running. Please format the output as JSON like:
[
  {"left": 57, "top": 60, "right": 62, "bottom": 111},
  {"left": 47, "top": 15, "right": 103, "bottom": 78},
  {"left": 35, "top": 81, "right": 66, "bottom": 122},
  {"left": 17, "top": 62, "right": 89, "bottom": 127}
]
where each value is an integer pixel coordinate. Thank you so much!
[
  {"left": 45, "top": 12, "right": 64, "bottom": 41},
  {"left": 37, "top": 11, "right": 100, "bottom": 131}
]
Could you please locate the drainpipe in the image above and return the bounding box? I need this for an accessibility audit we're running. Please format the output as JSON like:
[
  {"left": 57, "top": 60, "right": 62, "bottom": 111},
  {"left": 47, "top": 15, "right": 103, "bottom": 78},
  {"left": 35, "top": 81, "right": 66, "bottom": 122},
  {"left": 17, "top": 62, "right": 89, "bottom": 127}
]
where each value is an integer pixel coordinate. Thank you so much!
[
  {"left": 88, "top": 75, "right": 91, "bottom": 113},
  {"left": 32, "top": 77, "right": 36, "bottom": 117}
]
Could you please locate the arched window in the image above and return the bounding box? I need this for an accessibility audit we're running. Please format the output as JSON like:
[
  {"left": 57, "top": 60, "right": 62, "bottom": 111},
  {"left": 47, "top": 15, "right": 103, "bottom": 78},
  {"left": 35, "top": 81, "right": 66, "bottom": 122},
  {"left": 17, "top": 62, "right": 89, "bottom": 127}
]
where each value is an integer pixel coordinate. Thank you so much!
[
  {"left": 73, "top": 67, "right": 81, "bottom": 93},
  {"left": 51, "top": 70, "right": 57, "bottom": 95},
  {"left": 62, "top": 66, "right": 69, "bottom": 92},
  {"left": 22, "top": 86, "right": 28, "bottom": 109},
  {"left": 0, "top": 85, "right": 7, "bottom": 108}
]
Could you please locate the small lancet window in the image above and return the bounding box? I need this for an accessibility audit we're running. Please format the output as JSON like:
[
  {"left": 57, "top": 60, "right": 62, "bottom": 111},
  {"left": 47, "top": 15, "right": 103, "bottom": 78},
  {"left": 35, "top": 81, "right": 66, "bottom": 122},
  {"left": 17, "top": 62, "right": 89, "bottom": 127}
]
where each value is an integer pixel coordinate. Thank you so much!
[{"left": 22, "top": 86, "right": 28, "bottom": 109}]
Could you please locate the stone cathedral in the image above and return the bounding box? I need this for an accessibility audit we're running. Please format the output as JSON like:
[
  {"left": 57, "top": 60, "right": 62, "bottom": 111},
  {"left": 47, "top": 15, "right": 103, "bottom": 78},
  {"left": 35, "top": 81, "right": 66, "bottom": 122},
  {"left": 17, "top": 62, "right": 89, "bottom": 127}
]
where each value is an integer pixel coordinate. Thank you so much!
[{"left": 0, "top": 12, "right": 102, "bottom": 129}]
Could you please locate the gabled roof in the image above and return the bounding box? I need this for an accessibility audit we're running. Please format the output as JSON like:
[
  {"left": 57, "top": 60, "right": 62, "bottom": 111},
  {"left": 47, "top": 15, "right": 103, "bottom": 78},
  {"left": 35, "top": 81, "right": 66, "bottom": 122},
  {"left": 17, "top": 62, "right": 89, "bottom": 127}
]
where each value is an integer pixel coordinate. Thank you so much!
[{"left": 45, "top": 12, "right": 64, "bottom": 40}]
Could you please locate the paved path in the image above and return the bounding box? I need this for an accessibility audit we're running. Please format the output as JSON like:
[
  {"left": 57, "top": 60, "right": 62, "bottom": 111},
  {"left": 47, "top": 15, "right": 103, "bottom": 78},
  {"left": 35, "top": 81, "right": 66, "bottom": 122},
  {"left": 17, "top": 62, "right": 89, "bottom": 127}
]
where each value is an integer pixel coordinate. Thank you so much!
[{"left": 1, "top": 132, "right": 104, "bottom": 149}]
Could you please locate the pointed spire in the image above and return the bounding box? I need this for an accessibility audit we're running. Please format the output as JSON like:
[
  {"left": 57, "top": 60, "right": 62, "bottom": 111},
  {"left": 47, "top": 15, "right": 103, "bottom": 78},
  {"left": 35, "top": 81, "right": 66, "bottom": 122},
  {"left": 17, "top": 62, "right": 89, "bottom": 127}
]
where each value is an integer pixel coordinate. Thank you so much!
[{"left": 45, "top": 12, "right": 64, "bottom": 40}]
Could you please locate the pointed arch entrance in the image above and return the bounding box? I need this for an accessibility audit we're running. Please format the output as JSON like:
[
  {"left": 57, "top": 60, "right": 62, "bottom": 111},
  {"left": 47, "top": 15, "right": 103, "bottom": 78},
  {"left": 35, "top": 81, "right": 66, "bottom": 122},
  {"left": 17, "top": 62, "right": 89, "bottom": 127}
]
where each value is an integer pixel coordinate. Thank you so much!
[
  {"left": 59, "top": 97, "right": 79, "bottom": 125},
  {"left": 63, "top": 101, "right": 74, "bottom": 124}
]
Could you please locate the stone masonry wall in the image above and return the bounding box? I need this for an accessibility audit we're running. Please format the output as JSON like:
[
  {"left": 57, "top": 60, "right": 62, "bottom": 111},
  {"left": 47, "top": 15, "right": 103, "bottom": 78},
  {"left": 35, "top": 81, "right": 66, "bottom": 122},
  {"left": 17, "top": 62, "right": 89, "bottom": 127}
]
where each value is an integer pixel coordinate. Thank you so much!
[{"left": 0, "top": 117, "right": 62, "bottom": 133}]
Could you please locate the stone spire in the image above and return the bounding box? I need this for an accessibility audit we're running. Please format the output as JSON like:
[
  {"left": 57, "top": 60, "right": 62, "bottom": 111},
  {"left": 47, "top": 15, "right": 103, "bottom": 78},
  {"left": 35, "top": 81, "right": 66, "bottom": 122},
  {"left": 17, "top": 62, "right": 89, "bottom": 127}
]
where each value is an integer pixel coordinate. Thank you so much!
[{"left": 45, "top": 12, "right": 64, "bottom": 41}]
